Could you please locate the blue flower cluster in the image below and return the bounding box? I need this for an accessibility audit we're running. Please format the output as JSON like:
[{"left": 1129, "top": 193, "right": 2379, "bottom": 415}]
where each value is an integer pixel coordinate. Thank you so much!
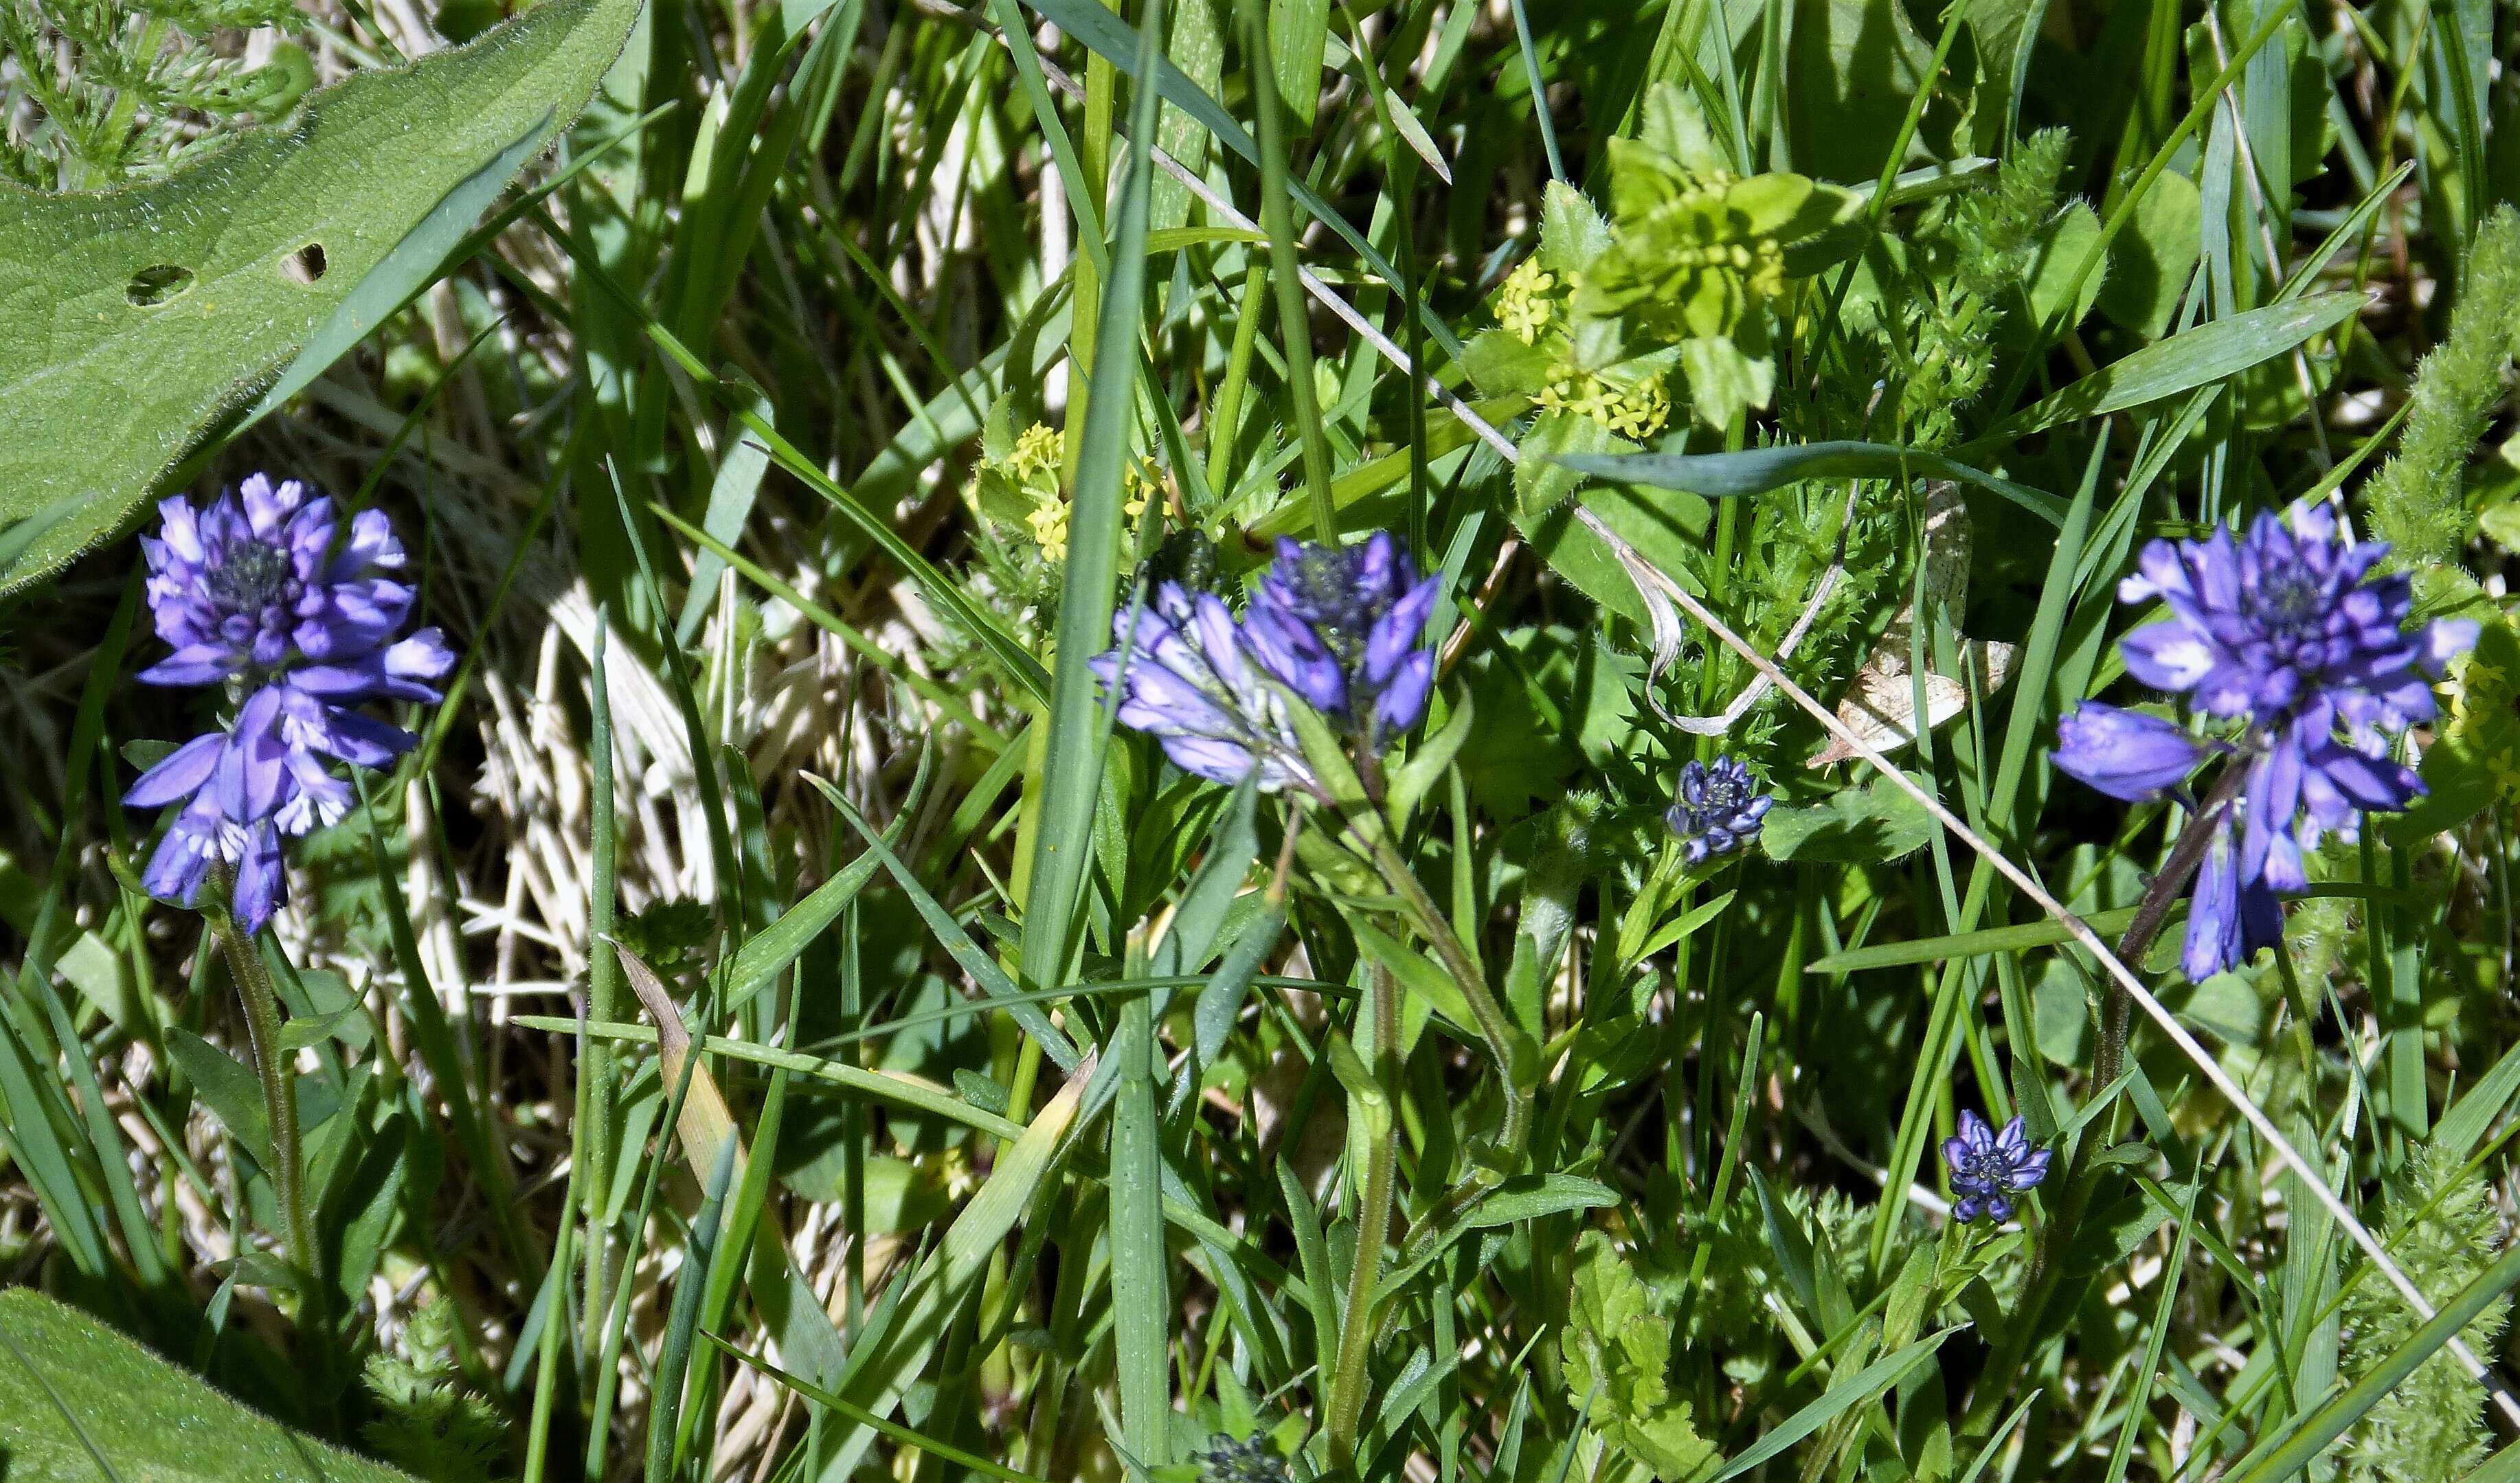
[
  {"left": 1942, "top": 1111, "right": 2052, "bottom": 1223},
  {"left": 1094, "top": 533, "right": 1439, "bottom": 791},
  {"left": 124, "top": 476, "right": 452, "bottom": 931},
  {"left": 1667, "top": 755, "right": 1773, "bottom": 863},
  {"left": 2051, "top": 502, "right": 2472, "bottom": 980}
]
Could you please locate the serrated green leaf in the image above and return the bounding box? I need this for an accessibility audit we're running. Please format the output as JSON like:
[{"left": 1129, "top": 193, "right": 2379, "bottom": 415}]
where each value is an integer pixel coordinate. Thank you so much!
[
  {"left": 1518, "top": 409, "right": 1632, "bottom": 517},
  {"left": 1540, "top": 180, "right": 1615, "bottom": 274},
  {"left": 1678, "top": 335, "right": 1774, "bottom": 430}
]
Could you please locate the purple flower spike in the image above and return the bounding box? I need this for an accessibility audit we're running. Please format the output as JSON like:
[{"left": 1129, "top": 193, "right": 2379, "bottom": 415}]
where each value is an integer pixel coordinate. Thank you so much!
[
  {"left": 1666, "top": 755, "right": 1773, "bottom": 864},
  {"left": 1091, "top": 583, "right": 1310, "bottom": 793},
  {"left": 1943, "top": 1111, "right": 2052, "bottom": 1224},
  {"left": 2051, "top": 703, "right": 2213, "bottom": 802},
  {"left": 124, "top": 477, "right": 453, "bottom": 931},
  {"left": 139, "top": 475, "right": 416, "bottom": 688},
  {"left": 2054, "top": 500, "right": 2474, "bottom": 981},
  {"left": 1244, "top": 533, "right": 1441, "bottom": 736},
  {"left": 2115, "top": 502, "right": 2457, "bottom": 849}
]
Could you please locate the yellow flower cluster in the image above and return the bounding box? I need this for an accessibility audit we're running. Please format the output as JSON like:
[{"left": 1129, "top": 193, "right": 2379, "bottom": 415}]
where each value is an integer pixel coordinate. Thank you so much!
[
  {"left": 2448, "top": 635, "right": 2520, "bottom": 802},
  {"left": 1494, "top": 257, "right": 1562, "bottom": 344},
  {"left": 1537, "top": 367, "right": 1672, "bottom": 440},
  {"left": 1004, "top": 421, "right": 1062, "bottom": 485},
  {"left": 1007, "top": 423, "right": 1153, "bottom": 563}
]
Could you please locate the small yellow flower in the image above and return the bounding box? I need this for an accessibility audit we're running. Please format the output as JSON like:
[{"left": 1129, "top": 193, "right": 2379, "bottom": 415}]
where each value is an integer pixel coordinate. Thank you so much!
[
  {"left": 1026, "top": 497, "right": 1068, "bottom": 562},
  {"left": 1019, "top": 443, "right": 1158, "bottom": 564},
  {"left": 1495, "top": 256, "right": 1561, "bottom": 344},
  {"left": 1537, "top": 366, "right": 1671, "bottom": 440},
  {"left": 1007, "top": 422, "right": 1063, "bottom": 486}
]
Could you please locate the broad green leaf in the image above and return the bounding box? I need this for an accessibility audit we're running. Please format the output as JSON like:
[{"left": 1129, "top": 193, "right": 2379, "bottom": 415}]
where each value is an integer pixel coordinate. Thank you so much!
[
  {"left": 1760, "top": 772, "right": 1940, "bottom": 864},
  {"left": 1516, "top": 478, "right": 1713, "bottom": 628},
  {"left": 1459, "top": 1173, "right": 1619, "bottom": 1228},
  {"left": 1977, "top": 292, "right": 2362, "bottom": 444},
  {"left": 2096, "top": 168, "right": 2203, "bottom": 338},
  {"left": 1784, "top": 0, "right": 1932, "bottom": 183},
  {"left": 1353, "top": 918, "right": 1477, "bottom": 1050},
  {"left": 1540, "top": 179, "right": 1615, "bottom": 275},
  {"left": 1678, "top": 335, "right": 1774, "bottom": 431},
  {"left": 2019, "top": 201, "right": 2108, "bottom": 339},
  {"left": 1552, "top": 440, "right": 2070, "bottom": 525},
  {"left": 1518, "top": 409, "right": 1632, "bottom": 517},
  {"left": 0, "top": 0, "right": 640, "bottom": 595},
  {"left": 1462, "top": 330, "right": 1555, "bottom": 399},
  {"left": 0, "top": 1288, "right": 416, "bottom": 1480},
  {"left": 165, "top": 1027, "right": 271, "bottom": 1170}
]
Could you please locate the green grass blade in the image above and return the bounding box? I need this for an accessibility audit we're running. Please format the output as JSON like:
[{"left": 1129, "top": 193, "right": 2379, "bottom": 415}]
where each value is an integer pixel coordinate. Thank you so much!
[
  {"left": 809, "top": 773, "right": 1081, "bottom": 1068},
  {"left": 1712, "top": 1328, "right": 1961, "bottom": 1481},
  {"left": 1020, "top": 0, "right": 1168, "bottom": 1001},
  {"left": 1805, "top": 907, "right": 2144, "bottom": 975},
  {"left": 2232, "top": 1240, "right": 2520, "bottom": 1483},
  {"left": 646, "top": 1139, "right": 735, "bottom": 1482}
]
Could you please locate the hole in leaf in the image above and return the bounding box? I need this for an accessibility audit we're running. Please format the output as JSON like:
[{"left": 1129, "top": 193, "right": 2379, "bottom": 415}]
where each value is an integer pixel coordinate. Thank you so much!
[
  {"left": 284, "top": 242, "right": 328, "bottom": 284},
  {"left": 124, "top": 264, "right": 195, "bottom": 306}
]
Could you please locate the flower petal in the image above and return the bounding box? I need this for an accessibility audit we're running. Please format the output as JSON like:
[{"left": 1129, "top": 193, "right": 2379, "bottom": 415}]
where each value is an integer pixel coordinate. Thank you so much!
[{"left": 124, "top": 732, "right": 225, "bottom": 808}]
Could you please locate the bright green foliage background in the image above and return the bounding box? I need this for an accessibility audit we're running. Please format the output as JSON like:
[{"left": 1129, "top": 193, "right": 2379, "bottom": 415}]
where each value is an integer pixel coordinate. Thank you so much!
[{"left": 5, "top": 0, "right": 2520, "bottom": 1480}]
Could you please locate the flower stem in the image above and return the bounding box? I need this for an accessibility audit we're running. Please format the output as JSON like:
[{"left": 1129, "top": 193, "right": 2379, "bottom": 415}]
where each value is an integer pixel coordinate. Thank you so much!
[
  {"left": 1325, "top": 962, "right": 1400, "bottom": 1471},
  {"left": 1360, "top": 828, "right": 1532, "bottom": 1165},
  {"left": 202, "top": 872, "right": 320, "bottom": 1312},
  {"left": 1964, "top": 763, "right": 2246, "bottom": 1434}
]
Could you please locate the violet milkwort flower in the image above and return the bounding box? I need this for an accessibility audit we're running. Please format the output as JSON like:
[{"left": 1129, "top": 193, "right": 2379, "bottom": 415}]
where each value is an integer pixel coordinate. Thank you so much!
[
  {"left": 2050, "top": 703, "right": 2214, "bottom": 803},
  {"left": 1090, "top": 582, "right": 1311, "bottom": 793},
  {"left": 1241, "top": 533, "right": 1440, "bottom": 737},
  {"left": 2116, "top": 502, "right": 2467, "bottom": 890},
  {"left": 125, "top": 475, "right": 452, "bottom": 930},
  {"left": 2051, "top": 501, "right": 2473, "bottom": 977},
  {"left": 1943, "top": 1111, "right": 2052, "bottom": 1223},
  {"left": 1666, "top": 755, "right": 1772, "bottom": 863},
  {"left": 2183, "top": 820, "right": 2286, "bottom": 982}
]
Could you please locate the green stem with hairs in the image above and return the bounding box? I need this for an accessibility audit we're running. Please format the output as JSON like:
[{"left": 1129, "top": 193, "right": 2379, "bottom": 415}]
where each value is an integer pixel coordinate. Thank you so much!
[
  {"left": 203, "top": 870, "right": 319, "bottom": 1310},
  {"left": 1358, "top": 827, "right": 1532, "bottom": 1171},
  {"left": 1325, "top": 962, "right": 1400, "bottom": 1472}
]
